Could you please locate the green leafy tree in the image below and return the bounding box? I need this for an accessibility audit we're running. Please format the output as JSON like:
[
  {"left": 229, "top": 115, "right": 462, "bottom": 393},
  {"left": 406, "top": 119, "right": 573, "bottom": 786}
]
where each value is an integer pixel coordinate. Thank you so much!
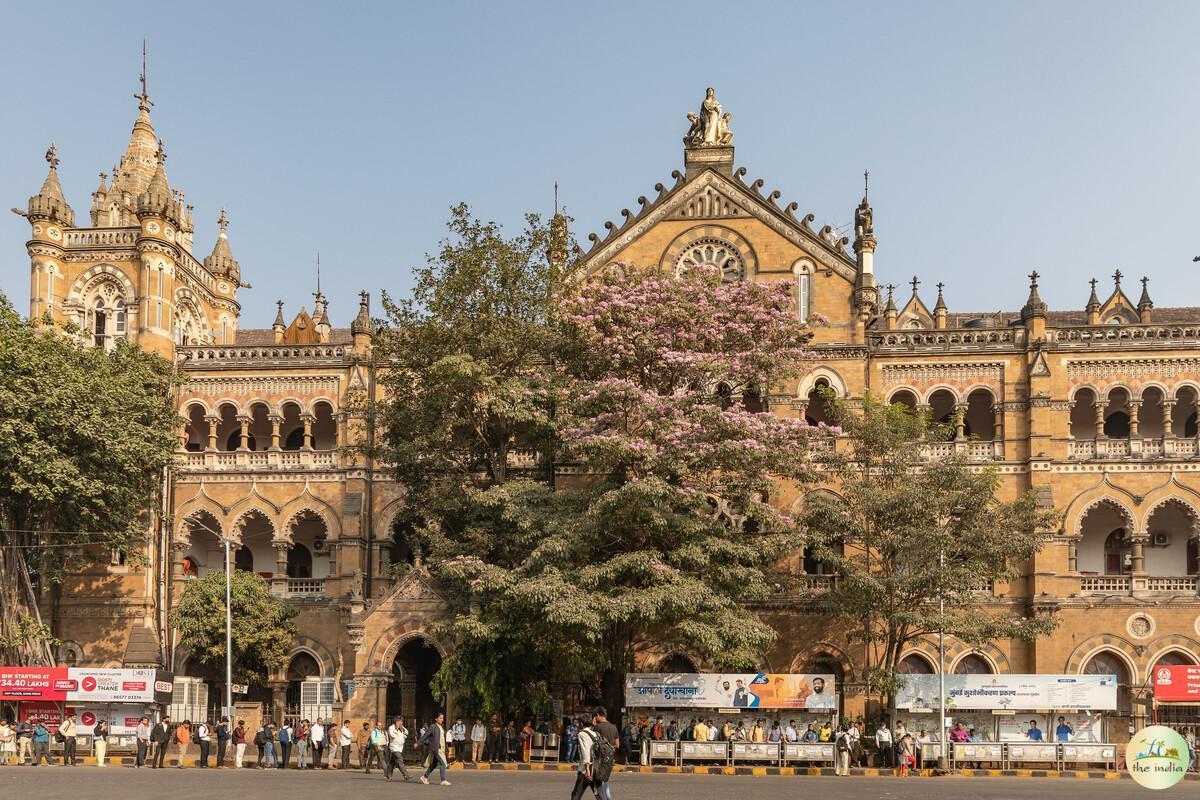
[
  {"left": 371, "top": 204, "right": 568, "bottom": 716},
  {"left": 0, "top": 293, "right": 178, "bottom": 664},
  {"left": 169, "top": 569, "right": 298, "bottom": 686},
  {"left": 426, "top": 265, "right": 818, "bottom": 718},
  {"left": 798, "top": 393, "right": 1059, "bottom": 721}
]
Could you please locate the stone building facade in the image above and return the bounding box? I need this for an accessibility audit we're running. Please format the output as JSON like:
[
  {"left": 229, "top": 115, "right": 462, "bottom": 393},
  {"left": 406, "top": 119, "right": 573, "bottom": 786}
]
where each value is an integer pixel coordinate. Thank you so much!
[{"left": 18, "top": 85, "right": 1200, "bottom": 733}]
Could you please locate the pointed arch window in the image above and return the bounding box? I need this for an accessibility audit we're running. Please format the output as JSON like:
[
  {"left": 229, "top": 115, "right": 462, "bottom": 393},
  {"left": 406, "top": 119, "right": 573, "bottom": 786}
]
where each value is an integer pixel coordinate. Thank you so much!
[{"left": 88, "top": 296, "right": 127, "bottom": 351}]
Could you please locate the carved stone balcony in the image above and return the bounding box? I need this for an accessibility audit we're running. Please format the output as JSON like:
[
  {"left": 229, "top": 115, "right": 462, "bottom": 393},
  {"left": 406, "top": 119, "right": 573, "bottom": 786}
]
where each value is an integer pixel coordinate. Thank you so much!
[
  {"left": 1069, "top": 438, "right": 1198, "bottom": 460},
  {"left": 176, "top": 448, "right": 340, "bottom": 472}
]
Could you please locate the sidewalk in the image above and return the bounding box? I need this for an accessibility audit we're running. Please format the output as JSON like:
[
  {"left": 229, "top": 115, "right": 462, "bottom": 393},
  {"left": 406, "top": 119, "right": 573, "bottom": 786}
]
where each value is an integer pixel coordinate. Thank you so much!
[{"left": 18, "top": 757, "right": 1200, "bottom": 779}]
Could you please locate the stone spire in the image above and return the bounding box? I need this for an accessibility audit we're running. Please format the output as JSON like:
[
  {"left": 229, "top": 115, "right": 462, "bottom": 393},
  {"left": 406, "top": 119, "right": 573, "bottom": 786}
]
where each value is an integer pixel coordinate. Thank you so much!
[
  {"left": 933, "top": 281, "right": 948, "bottom": 329},
  {"left": 88, "top": 171, "right": 109, "bottom": 225},
  {"left": 884, "top": 284, "right": 898, "bottom": 330},
  {"left": 137, "top": 139, "right": 176, "bottom": 220},
  {"left": 273, "top": 300, "right": 286, "bottom": 343},
  {"left": 203, "top": 208, "right": 240, "bottom": 282},
  {"left": 1086, "top": 277, "right": 1101, "bottom": 324},
  {"left": 1137, "top": 276, "right": 1153, "bottom": 323},
  {"left": 105, "top": 92, "right": 161, "bottom": 224},
  {"left": 27, "top": 144, "right": 75, "bottom": 226},
  {"left": 1021, "top": 271, "right": 1048, "bottom": 340}
]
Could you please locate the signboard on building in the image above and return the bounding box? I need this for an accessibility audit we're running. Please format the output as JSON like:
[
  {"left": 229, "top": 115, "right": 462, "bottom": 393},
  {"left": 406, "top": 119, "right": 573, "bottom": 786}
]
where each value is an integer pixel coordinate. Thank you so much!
[
  {"left": 625, "top": 673, "right": 837, "bottom": 709},
  {"left": 1153, "top": 665, "right": 1200, "bottom": 703},
  {"left": 0, "top": 667, "right": 172, "bottom": 704},
  {"left": 896, "top": 674, "right": 1118, "bottom": 711}
]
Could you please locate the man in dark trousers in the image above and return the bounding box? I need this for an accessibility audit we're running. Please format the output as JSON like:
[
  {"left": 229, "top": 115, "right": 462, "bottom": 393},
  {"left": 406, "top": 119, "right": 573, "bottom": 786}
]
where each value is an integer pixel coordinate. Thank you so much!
[
  {"left": 570, "top": 717, "right": 599, "bottom": 800},
  {"left": 591, "top": 708, "right": 619, "bottom": 800},
  {"left": 196, "top": 719, "right": 211, "bottom": 767},
  {"left": 151, "top": 716, "right": 172, "bottom": 768},
  {"left": 215, "top": 717, "right": 230, "bottom": 768}
]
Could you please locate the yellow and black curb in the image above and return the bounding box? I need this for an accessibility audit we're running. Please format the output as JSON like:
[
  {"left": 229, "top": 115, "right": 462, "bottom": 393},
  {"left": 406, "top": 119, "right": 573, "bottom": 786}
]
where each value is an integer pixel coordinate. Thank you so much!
[{"left": 25, "top": 758, "right": 1200, "bottom": 780}]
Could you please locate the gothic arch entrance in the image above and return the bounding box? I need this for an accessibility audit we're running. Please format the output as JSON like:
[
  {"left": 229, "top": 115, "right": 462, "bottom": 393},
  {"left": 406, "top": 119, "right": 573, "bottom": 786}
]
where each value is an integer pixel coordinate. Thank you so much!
[{"left": 385, "top": 637, "right": 443, "bottom": 728}]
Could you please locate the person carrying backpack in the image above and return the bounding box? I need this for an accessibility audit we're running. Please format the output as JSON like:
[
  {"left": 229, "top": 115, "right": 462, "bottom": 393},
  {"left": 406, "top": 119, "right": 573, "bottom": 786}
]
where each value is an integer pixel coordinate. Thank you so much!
[
  {"left": 589, "top": 708, "right": 618, "bottom": 800},
  {"left": 834, "top": 723, "right": 852, "bottom": 776},
  {"left": 571, "top": 718, "right": 600, "bottom": 800}
]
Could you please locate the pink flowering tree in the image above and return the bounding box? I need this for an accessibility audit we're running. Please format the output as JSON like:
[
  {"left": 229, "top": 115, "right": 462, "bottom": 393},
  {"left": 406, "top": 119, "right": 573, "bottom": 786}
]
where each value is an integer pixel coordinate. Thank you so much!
[{"left": 433, "top": 265, "right": 820, "bottom": 717}]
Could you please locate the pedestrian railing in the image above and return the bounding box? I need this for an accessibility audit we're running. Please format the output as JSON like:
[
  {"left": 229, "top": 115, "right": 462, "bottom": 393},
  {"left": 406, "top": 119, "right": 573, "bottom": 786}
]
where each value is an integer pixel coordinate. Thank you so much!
[{"left": 951, "top": 742, "right": 1117, "bottom": 770}]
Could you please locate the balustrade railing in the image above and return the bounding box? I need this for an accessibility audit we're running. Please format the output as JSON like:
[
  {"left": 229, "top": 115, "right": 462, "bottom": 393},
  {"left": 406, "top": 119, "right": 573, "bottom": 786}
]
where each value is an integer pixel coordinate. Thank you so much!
[
  {"left": 1080, "top": 576, "right": 1130, "bottom": 593},
  {"left": 1144, "top": 576, "right": 1199, "bottom": 593},
  {"left": 286, "top": 578, "right": 326, "bottom": 597},
  {"left": 176, "top": 448, "right": 339, "bottom": 470}
]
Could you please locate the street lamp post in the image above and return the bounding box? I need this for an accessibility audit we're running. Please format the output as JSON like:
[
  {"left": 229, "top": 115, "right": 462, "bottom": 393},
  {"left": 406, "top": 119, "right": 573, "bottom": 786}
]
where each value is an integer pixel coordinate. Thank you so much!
[
  {"left": 938, "top": 547, "right": 948, "bottom": 772},
  {"left": 224, "top": 535, "right": 233, "bottom": 717}
]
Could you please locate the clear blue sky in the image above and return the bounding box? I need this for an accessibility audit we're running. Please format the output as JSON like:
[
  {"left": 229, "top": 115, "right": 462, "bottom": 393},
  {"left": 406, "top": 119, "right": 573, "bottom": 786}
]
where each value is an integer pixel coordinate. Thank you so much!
[{"left": 3, "top": 1, "right": 1199, "bottom": 327}]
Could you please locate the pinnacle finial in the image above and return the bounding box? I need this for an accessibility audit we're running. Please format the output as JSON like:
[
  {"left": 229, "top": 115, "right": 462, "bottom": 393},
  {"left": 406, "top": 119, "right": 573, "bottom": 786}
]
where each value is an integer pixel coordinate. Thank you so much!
[
  {"left": 863, "top": 169, "right": 870, "bottom": 201},
  {"left": 910, "top": 275, "right": 920, "bottom": 294},
  {"left": 1029, "top": 270, "right": 1040, "bottom": 288},
  {"left": 359, "top": 289, "right": 369, "bottom": 306},
  {"left": 218, "top": 207, "right": 228, "bottom": 233},
  {"left": 1112, "top": 269, "right": 1122, "bottom": 286},
  {"left": 45, "top": 144, "right": 59, "bottom": 170},
  {"left": 1089, "top": 278, "right": 1097, "bottom": 291},
  {"left": 1141, "top": 276, "right": 1148, "bottom": 290},
  {"left": 936, "top": 281, "right": 945, "bottom": 295},
  {"left": 135, "top": 39, "right": 153, "bottom": 110},
  {"left": 155, "top": 138, "right": 166, "bottom": 165}
]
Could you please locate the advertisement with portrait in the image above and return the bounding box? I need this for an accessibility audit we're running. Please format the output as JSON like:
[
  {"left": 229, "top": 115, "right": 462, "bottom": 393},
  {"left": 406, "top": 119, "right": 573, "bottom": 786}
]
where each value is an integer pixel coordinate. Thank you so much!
[{"left": 626, "top": 673, "right": 837, "bottom": 709}]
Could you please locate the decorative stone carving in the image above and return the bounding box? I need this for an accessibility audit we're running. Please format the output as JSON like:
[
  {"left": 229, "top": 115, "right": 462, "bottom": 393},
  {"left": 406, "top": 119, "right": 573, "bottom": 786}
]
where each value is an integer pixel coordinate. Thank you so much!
[
  {"left": 1125, "top": 612, "right": 1155, "bottom": 639},
  {"left": 685, "top": 88, "right": 733, "bottom": 147},
  {"left": 880, "top": 362, "right": 1005, "bottom": 388}
]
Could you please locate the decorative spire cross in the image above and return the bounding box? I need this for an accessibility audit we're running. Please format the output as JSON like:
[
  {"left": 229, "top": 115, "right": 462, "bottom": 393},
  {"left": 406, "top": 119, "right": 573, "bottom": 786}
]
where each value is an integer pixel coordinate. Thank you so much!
[
  {"left": 1029, "top": 271, "right": 1040, "bottom": 288},
  {"left": 45, "top": 143, "right": 59, "bottom": 169},
  {"left": 936, "top": 281, "right": 945, "bottom": 295},
  {"left": 1089, "top": 278, "right": 1097, "bottom": 291},
  {"left": 1141, "top": 276, "right": 1149, "bottom": 290},
  {"left": 910, "top": 275, "right": 920, "bottom": 294},
  {"left": 135, "top": 40, "right": 154, "bottom": 109},
  {"left": 863, "top": 169, "right": 870, "bottom": 201},
  {"left": 218, "top": 207, "right": 228, "bottom": 233},
  {"left": 1112, "top": 269, "right": 1123, "bottom": 286}
]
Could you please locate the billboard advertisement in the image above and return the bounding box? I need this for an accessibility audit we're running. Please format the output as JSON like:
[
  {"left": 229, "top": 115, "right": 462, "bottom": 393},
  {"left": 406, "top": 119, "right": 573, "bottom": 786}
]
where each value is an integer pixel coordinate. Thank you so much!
[
  {"left": 895, "top": 674, "right": 1118, "bottom": 711},
  {"left": 625, "top": 673, "right": 837, "bottom": 709},
  {"left": 1153, "top": 665, "right": 1200, "bottom": 703},
  {"left": 0, "top": 667, "right": 173, "bottom": 704}
]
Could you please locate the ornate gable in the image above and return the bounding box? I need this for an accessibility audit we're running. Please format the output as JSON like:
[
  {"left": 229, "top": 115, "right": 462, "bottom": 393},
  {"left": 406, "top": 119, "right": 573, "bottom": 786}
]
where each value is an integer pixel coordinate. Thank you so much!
[
  {"left": 672, "top": 184, "right": 747, "bottom": 219},
  {"left": 370, "top": 566, "right": 446, "bottom": 608}
]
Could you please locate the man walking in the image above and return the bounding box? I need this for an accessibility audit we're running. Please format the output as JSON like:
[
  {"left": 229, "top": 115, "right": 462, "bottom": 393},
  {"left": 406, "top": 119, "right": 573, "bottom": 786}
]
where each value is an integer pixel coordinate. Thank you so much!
[
  {"left": 419, "top": 712, "right": 451, "bottom": 786},
  {"left": 384, "top": 717, "right": 412, "bottom": 781},
  {"left": 152, "top": 716, "right": 172, "bottom": 768},
  {"left": 591, "top": 707, "right": 619, "bottom": 800},
  {"left": 571, "top": 717, "right": 598, "bottom": 800},
  {"left": 59, "top": 711, "right": 78, "bottom": 765},
  {"left": 196, "top": 719, "right": 211, "bottom": 767},
  {"left": 365, "top": 720, "right": 385, "bottom": 773}
]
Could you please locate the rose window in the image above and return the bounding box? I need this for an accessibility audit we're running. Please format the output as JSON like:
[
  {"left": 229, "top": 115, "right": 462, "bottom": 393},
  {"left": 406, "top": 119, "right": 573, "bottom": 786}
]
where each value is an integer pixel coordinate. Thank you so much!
[{"left": 675, "top": 238, "right": 745, "bottom": 282}]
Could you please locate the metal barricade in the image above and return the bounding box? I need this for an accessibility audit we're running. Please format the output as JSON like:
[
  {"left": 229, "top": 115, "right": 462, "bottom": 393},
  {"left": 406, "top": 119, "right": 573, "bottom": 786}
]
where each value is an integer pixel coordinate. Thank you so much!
[
  {"left": 530, "top": 732, "right": 560, "bottom": 763},
  {"left": 648, "top": 740, "right": 679, "bottom": 765},
  {"left": 679, "top": 740, "right": 728, "bottom": 765},
  {"left": 1006, "top": 742, "right": 1059, "bottom": 768},
  {"left": 731, "top": 741, "right": 780, "bottom": 766},
  {"left": 783, "top": 742, "right": 834, "bottom": 766},
  {"left": 952, "top": 742, "right": 1004, "bottom": 767},
  {"left": 1060, "top": 743, "right": 1117, "bottom": 771},
  {"left": 918, "top": 742, "right": 943, "bottom": 764}
]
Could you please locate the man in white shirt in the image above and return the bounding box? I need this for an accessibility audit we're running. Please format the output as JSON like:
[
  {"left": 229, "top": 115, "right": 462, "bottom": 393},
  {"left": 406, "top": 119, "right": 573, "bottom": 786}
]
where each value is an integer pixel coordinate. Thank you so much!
[
  {"left": 875, "top": 723, "right": 893, "bottom": 769},
  {"left": 784, "top": 720, "right": 798, "bottom": 743},
  {"left": 196, "top": 720, "right": 211, "bottom": 767},
  {"left": 310, "top": 720, "right": 326, "bottom": 769},
  {"left": 571, "top": 720, "right": 597, "bottom": 800},
  {"left": 339, "top": 720, "right": 354, "bottom": 769},
  {"left": 451, "top": 717, "right": 467, "bottom": 762},
  {"left": 470, "top": 718, "right": 487, "bottom": 763},
  {"left": 707, "top": 721, "right": 717, "bottom": 741},
  {"left": 384, "top": 718, "right": 411, "bottom": 781},
  {"left": 848, "top": 721, "right": 861, "bottom": 766}
]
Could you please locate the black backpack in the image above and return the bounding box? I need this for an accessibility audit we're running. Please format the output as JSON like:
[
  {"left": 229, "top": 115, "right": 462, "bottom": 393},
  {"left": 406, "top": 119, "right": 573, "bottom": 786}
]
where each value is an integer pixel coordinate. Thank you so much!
[
  {"left": 836, "top": 732, "right": 849, "bottom": 752},
  {"left": 587, "top": 729, "right": 616, "bottom": 782}
]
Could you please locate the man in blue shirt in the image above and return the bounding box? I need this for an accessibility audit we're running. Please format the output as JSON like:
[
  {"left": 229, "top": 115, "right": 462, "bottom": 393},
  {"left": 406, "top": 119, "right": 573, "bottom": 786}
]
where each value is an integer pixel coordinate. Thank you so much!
[
  {"left": 1054, "top": 716, "right": 1073, "bottom": 742},
  {"left": 1026, "top": 720, "right": 1044, "bottom": 741}
]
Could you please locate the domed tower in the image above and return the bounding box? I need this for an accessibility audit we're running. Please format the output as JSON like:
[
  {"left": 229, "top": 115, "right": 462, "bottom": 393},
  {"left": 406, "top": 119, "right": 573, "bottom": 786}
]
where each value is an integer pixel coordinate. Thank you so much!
[{"left": 24, "top": 144, "right": 74, "bottom": 322}]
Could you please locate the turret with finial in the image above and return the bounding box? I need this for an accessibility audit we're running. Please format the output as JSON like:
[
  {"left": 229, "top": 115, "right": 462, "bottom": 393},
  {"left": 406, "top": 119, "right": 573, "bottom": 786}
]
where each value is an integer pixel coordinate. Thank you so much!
[
  {"left": 1137, "top": 276, "right": 1153, "bottom": 323},
  {"left": 1086, "top": 278, "right": 1101, "bottom": 324},
  {"left": 934, "top": 281, "right": 948, "bottom": 329},
  {"left": 26, "top": 143, "right": 75, "bottom": 227},
  {"left": 273, "top": 300, "right": 286, "bottom": 343},
  {"left": 352, "top": 290, "right": 375, "bottom": 352},
  {"left": 1021, "top": 270, "right": 1049, "bottom": 339},
  {"left": 884, "top": 284, "right": 898, "bottom": 330}
]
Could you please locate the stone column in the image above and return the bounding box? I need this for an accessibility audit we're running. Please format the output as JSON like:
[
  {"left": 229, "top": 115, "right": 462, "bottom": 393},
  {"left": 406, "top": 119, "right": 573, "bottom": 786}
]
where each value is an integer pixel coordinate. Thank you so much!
[
  {"left": 992, "top": 405, "right": 1004, "bottom": 458},
  {"left": 1130, "top": 534, "right": 1147, "bottom": 575},
  {"left": 269, "top": 414, "right": 283, "bottom": 451},
  {"left": 271, "top": 542, "right": 290, "bottom": 596},
  {"left": 1067, "top": 539, "right": 1078, "bottom": 573},
  {"left": 301, "top": 413, "right": 315, "bottom": 451},
  {"left": 1128, "top": 401, "right": 1141, "bottom": 438},
  {"left": 237, "top": 415, "right": 252, "bottom": 451},
  {"left": 171, "top": 541, "right": 190, "bottom": 599},
  {"left": 205, "top": 416, "right": 221, "bottom": 451},
  {"left": 954, "top": 404, "right": 967, "bottom": 441},
  {"left": 1093, "top": 401, "right": 1105, "bottom": 438},
  {"left": 268, "top": 680, "right": 288, "bottom": 723},
  {"left": 1163, "top": 400, "right": 1176, "bottom": 438}
]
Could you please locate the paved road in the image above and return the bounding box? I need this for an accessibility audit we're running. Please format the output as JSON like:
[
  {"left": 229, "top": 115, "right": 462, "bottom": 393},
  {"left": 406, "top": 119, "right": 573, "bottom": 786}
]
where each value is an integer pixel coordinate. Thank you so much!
[{"left": 0, "top": 764, "right": 1194, "bottom": 800}]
